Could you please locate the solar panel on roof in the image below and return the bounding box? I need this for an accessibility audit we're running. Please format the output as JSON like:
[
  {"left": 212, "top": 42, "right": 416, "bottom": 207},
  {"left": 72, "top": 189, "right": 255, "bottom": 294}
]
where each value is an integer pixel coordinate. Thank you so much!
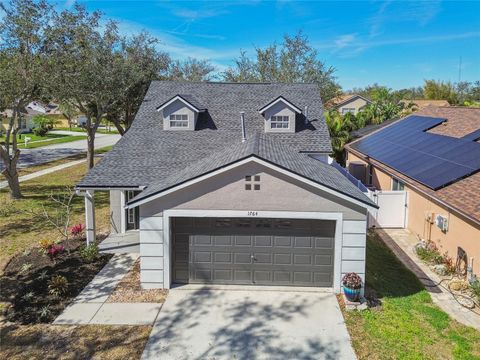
[{"left": 351, "top": 115, "right": 480, "bottom": 190}]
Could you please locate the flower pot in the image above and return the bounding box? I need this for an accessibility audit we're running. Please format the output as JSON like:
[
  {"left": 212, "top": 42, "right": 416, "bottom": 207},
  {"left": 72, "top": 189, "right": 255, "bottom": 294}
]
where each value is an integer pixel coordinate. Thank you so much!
[{"left": 343, "top": 286, "right": 361, "bottom": 302}]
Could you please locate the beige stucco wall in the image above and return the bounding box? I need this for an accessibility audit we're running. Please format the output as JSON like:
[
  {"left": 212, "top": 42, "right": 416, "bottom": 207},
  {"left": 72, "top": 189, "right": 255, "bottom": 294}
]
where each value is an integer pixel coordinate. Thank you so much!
[
  {"left": 141, "top": 161, "right": 367, "bottom": 219},
  {"left": 347, "top": 152, "right": 391, "bottom": 190},
  {"left": 406, "top": 185, "right": 480, "bottom": 276},
  {"left": 338, "top": 98, "right": 368, "bottom": 115},
  {"left": 347, "top": 149, "right": 480, "bottom": 276}
]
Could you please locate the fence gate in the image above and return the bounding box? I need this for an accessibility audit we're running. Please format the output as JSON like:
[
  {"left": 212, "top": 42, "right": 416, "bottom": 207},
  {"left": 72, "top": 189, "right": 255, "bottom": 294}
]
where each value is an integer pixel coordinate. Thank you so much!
[{"left": 369, "top": 191, "right": 408, "bottom": 228}]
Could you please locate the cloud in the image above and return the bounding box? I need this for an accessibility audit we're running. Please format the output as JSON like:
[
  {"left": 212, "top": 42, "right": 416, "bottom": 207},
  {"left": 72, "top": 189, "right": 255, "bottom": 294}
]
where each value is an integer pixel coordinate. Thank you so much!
[
  {"left": 172, "top": 8, "right": 229, "bottom": 20},
  {"left": 318, "top": 31, "right": 480, "bottom": 58},
  {"left": 367, "top": 0, "right": 441, "bottom": 38}
]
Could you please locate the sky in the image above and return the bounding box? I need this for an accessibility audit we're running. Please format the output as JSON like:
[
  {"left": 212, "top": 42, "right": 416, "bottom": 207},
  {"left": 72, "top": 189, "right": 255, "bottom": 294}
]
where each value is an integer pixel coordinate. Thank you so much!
[{"left": 54, "top": 0, "right": 479, "bottom": 90}]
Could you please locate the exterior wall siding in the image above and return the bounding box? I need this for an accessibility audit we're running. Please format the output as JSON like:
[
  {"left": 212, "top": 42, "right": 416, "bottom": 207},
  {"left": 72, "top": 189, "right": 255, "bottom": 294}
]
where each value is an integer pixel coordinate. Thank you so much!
[
  {"left": 338, "top": 98, "right": 368, "bottom": 115},
  {"left": 109, "top": 190, "right": 122, "bottom": 234},
  {"left": 263, "top": 102, "right": 296, "bottom": 133},
  {"left": 138, "top": 161, "right": 368, "bottom": 290}
]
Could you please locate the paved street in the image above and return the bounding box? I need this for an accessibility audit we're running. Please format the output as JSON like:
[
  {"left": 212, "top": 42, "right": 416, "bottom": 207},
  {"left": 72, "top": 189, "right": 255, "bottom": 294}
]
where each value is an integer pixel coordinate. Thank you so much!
[{"left": 0, "top": 133, "right": 120, "bottom": 170}]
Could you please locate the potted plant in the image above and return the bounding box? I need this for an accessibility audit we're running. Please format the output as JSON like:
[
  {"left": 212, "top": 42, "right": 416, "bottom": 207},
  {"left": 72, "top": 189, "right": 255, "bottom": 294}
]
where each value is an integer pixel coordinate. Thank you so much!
[{"left": 342, "top": 272, "right": 362, "bottom": 302}]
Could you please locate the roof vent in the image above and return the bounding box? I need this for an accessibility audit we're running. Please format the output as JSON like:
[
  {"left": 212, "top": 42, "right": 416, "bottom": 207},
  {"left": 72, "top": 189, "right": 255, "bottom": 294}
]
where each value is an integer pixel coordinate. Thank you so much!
[
  {"left": 240, "top": 111, "right": 246, "bottom": 142},
  {"left": 304, "top": 105, "right": 309, "bottom": 124}
]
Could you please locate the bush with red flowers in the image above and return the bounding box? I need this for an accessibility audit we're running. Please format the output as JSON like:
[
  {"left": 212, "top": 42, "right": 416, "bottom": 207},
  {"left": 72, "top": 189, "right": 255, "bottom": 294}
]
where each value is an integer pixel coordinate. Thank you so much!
[{"left": 70, "top": 223, "right": 85, "bottom": 237}]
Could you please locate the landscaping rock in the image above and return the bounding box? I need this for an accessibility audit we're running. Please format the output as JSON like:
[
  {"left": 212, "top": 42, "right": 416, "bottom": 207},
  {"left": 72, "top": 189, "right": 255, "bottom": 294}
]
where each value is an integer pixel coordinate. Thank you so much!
[
  {"left": 449, "top": 280, "right": 469, "bottom": 292},
  {"left": 456, "top": 296, "right": 475, "bottom": 309},
  {"left": 432, "top": 264, "right": 447, "bottom": 276}
]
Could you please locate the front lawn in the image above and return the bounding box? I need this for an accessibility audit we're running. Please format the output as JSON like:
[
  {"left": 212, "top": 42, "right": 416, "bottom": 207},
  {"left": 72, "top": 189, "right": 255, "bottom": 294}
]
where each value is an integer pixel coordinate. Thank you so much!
[
  {"left": 55, "top": 126, "right": 119, "bottom": 134},
  {"left": 342, "top": 232, "right": 480, "bottom": 359},
  {"left": 0, "top": 133, "right": 87, "bottom": 149},
  {"left": 0, "top": 324, "right": 151, "bottom": 359},
  {"left": 0, "top": 160, "right": 110, "bottom": 271}
]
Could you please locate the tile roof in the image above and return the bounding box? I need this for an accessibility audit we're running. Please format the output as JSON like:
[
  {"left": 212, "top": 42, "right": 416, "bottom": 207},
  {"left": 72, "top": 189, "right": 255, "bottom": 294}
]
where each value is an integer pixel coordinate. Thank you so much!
[
  {"left": 326, "top": 94, "right": 371, "bottom": 108},
  {"left": 77, "top": 81, "right": 332, "bottom": 188},
  {"left": 129, "top": 132, "right": 376, "bottom": 208},
  {"left": 346, "top": 106, "right": 480, "bottom": 224},
  {"left": 400, "top": 99, "right": 450, "bottom": 109}
]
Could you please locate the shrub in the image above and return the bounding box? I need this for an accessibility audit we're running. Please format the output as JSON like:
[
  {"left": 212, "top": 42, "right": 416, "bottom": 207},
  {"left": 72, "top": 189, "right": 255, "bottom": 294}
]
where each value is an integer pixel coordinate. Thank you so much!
[
  {"left": 38, "top": 239, "right": 55, "bottom": 253},
  {"left": 80, "top": 243, "right": 99, "bottom": 263},
  {"left": 48, "top": 275, "right": 68, "bottom": 297},
  {"left": 342, "top": 272, "right": 363, "bottom": 289},
  {"left": 471, "top": 280, "right": 480, "bottom": 301},
  {"left": 70, "top": 223, "right": 85, "bottom": 237},
  {"left": 443, "top": 254, "right": 456, "bottom": 275},
  {"left": 38, "top": 305, "right": 51, "bottom": 319},
  {"left": 416, "top": 241, "right": 443, "bottom": 264},
  {"left": 47, "top": 244, "right": 65, "bottom": 258},
  {"left": 19, "top": 263, "right": 33, "bottom": 274},
  {"left": 32, "top": 126, "right": 48, "bottom": 137}
]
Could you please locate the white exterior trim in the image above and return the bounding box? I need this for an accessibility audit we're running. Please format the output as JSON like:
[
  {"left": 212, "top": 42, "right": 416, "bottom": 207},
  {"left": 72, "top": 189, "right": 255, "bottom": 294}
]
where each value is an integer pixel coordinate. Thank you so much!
[
  {"left": 162, "top": 209, "right": 344, "bottom": 292},
  {"left": 258, "top": 96, "right": 302, "bottom": 114},
  {"left": 128, "top": 157, "right": 376, "bottom": 212},
  {"left": 120, "top": 191, "right": 126, "bottom": 234},
  {"left": 156, "top": 95, "right": 202, "bottom": 113}
]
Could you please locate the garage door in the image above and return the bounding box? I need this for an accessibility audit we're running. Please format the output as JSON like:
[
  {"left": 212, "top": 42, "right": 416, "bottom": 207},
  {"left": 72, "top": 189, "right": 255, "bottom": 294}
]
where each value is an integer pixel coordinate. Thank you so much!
[{"left": 172, "top": 217, "right": 335, "bottom": 287}]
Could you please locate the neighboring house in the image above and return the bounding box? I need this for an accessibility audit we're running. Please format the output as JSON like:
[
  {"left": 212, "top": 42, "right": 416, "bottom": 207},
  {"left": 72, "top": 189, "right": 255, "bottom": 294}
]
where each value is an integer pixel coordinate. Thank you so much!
[
  {"left": 0, "top": 101, "right": 66, "bottom": 132},
  {"left": 326, "top": 94, "right": 372, "bottom": 115},
  {"left": 400, "top": 99, "right": 450, "bottom": 111},
  {"left": 76, "top": 81, "right": 377, "bottom": 292},
  {"left": 345, "top": 106, "right": 480, "bottom": 277}
]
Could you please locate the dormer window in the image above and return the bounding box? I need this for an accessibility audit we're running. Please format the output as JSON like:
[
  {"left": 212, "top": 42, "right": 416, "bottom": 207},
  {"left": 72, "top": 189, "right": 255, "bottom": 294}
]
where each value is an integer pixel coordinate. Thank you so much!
[
  {"left": 169, "top": 114, "right": 189, "bottom": 128},
  {"left": 258, "top": 96, "right": 302, "bottom": 134},
  {"left": 271, "top": 115, "right": 289, "bottom": 129},
  {"left": 157, "top": 94, "right": 206, "bottom": 131}
]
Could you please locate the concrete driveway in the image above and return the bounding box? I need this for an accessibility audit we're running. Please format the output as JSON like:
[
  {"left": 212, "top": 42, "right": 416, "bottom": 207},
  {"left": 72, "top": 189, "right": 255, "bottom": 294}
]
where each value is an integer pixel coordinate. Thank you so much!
[{"left": 142, "top": 286, "right": 356, "bottom": 360}]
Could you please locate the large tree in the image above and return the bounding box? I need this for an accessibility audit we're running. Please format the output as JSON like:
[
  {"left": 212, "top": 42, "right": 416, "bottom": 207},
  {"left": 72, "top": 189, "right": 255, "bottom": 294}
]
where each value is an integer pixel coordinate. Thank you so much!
[
  {"left": 46, "top": 5, "right": 124, "bottom": 169},
  {"left": 168, "top": 57, "right": 216, "bottom": 82},
  {"left": 106, "top": 32, "right": 171, "bottom": 135},
  {"left": 0, "top": 0, "right": 51, "bottom": 198},
  {"left": 223, "top": 31, "right": 340, "bottom": 101}
]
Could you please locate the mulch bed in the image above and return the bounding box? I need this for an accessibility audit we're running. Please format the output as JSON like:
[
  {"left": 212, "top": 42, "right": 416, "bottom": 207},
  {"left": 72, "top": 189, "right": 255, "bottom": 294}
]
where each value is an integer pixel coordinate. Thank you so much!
[
  {"left": 0, "top": 236, "right": 112, "bottom": 324},
  {"left": 107, "top": 260, "right": 168, "bottom": 303}
]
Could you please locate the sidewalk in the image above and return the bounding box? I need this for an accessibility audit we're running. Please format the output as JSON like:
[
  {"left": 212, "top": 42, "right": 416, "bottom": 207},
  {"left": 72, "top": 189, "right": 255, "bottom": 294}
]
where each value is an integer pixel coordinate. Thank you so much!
[
  {"left": 54, "top": 253, "right": 162, "bottom": 325},
  {"left": 377, "top": 228, "right": 480, "bottom": 330},
  {"left": 0, "top": 159, "right": 84, "bottom": 189}
]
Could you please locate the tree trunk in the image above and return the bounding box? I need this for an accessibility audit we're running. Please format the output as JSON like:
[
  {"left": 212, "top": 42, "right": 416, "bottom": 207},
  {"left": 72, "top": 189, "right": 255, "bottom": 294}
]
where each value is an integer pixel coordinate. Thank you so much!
[
  {"left": 112, "top": 121, "right": 125, "bottom": 136},
  {"left": 1, "top": 109, "right": 23, "bottom": 199},
  {"left": 86, "top": 126, "right": 95, "bottom": 169}
]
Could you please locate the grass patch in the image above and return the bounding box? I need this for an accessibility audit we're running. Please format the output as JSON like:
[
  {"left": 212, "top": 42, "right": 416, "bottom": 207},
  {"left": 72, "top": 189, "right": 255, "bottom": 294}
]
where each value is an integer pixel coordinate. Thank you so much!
[
  {"left": 1, "top": 133, "right": 87, "bottom": 149},
  {"left": 0, "top": 324, "right": 151, "bottom": 359},
  {"left": 0, "top": 160, "right": 111, "bottom": 271},
  {"left": 342, "top": 232, "right": 480, "bottom": 360}
]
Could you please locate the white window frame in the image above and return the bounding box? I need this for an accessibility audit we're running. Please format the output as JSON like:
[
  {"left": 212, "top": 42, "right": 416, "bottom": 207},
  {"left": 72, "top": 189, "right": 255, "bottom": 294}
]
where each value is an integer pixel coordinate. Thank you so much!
[
  {"left": 270, "top": 115, "right": 290, "bottom": 129},
  {"left": 169, "top": 114, "right": 189, "bottom": 128},
  {"left": 392, "top": 178, "right": 405, "bottom": 191}
]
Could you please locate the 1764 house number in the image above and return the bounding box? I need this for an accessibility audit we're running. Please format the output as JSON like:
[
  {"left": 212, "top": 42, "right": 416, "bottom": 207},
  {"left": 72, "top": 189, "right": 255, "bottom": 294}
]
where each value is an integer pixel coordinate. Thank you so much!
[{"left": 247, "top": 211, "right": 258, "bottom": 216}]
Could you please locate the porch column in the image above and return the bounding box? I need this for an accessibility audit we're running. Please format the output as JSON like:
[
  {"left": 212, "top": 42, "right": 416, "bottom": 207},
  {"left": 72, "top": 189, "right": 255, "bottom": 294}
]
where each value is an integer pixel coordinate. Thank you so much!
[{"left": 85, "top": 190, "right": 96, "bottom": 245}]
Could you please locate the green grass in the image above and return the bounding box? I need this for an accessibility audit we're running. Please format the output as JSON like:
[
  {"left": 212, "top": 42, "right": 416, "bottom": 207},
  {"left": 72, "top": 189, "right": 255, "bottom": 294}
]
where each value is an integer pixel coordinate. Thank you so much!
[
  {"left": 342, "top": 232, "right": 480, "bottom": 360},
  {"left": 0, "top": 159, "right": 111, "bottom": 271},
  {"left": 0, "top": 133, "right": 87, "bottom": 149}
]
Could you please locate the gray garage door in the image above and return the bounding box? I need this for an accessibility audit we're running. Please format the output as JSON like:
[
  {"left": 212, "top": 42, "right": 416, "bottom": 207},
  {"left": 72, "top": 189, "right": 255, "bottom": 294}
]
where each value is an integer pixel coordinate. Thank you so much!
[{"left": 172, "top": 217, "right": 335, "bottom": 287}]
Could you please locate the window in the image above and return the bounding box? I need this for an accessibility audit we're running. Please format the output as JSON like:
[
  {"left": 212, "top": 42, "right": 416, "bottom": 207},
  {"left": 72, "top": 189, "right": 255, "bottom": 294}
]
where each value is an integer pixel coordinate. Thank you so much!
[
  {"left": 392, "top": 178, "right": 405, "bottom": 191},
  {"left": 341, "top": 108, "right": 355, "bottom": 115},
  {"left": 245, "top": 175, "right": 261, "bottom": 190},
  {"left": 270, "top": 115, "right": 289, "bottom": 129},
  {"left": 169, "top": 114, "right": 188, "bottom": 128}
]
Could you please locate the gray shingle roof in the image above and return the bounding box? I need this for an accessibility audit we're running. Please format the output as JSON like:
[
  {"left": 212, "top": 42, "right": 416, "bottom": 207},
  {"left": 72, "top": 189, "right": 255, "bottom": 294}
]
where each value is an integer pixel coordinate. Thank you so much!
[
  {"left": 129, "top": 133, "right": 376, "bottom": 208},
  {"left": 77, "top": 81, "right": 332, "bottom": 188}
]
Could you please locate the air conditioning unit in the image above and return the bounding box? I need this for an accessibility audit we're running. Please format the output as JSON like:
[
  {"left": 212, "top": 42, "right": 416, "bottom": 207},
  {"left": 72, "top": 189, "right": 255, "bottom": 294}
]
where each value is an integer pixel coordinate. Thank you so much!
[{"left": 435, "top": 214, "right": 449, "bottom": 232}]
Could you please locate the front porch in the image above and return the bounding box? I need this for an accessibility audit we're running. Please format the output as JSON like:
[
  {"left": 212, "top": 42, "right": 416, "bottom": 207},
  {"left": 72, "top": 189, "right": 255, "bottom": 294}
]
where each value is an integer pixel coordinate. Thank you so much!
[{"left": 99, "top": 231, "right": 139, "bottom": 254}]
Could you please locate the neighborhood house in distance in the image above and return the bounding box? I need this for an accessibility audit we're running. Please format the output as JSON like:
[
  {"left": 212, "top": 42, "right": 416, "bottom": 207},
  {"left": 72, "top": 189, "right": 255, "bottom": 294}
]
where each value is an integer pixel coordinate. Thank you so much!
[
  {"left": 326, "top": 94, "right": 372, "bottom": 115},
  {"left": 76, "top": 81, "right": 377, "bottom": 292},
  {"left": 346, "top": 105, "right": 480, "bottom": 278}
]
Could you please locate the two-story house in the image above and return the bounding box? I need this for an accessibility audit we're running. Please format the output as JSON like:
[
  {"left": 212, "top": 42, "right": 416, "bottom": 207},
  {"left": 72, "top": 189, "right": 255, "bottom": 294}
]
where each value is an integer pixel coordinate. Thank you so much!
[{"left": 76, "top": 81, "right": 376, "bottom": 293}]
